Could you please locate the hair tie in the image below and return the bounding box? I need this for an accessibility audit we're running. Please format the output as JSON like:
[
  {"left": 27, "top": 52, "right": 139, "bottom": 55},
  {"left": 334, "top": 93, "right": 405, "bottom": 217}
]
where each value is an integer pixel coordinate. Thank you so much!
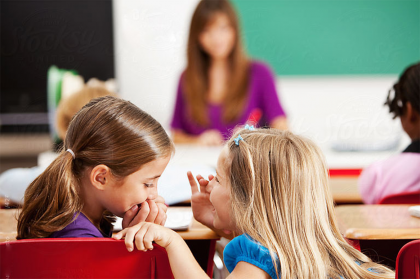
[
  {"left": 66, "top": 149, "right": 75, "bottom": 159},
  {"left": 244, "top": 124, "right": 255, "bottom": 131},
  {"left": 234, "top": 135, "right": 243, "bottom": 146}
]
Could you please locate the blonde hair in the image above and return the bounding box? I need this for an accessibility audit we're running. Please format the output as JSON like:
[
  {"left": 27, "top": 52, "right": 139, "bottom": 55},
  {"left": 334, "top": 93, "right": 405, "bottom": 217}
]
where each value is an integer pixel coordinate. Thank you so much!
[
  {"left": 56, "top": 86, "right": 117, "bottom": 140},
  {"left": 17, "top": 96, "right": 175, "bottom": 239},
  {"left": 226, "top": 128, "right": 394, "bottom": 279}
]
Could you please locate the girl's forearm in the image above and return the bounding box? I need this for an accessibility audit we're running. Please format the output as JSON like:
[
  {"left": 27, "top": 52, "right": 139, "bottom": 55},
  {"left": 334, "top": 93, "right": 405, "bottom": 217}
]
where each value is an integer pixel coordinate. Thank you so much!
[{"left": 165, "top": 233, "right": 209, "bottom": 279}]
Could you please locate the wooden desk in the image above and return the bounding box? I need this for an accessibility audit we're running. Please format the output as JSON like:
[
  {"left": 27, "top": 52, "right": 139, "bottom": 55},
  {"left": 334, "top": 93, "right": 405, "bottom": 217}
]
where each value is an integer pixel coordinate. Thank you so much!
[
  {"left": 0, "top": 208, "right": 219, "bottom": 242},
  {"left": 335, "top": 205, "right": 420, "bottom": 268},
  {"left": 330, "top": 177, "right": 362, "bottom": 204},
  {"left": 336, "top": 205, "right": 420, "bottom": 240}
]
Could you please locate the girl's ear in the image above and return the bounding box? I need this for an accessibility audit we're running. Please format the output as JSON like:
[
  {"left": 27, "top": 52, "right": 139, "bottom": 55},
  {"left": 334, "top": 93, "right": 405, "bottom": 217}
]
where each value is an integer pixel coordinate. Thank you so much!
[
  {"left": 90, "top": 165, "right": 111, "bottom": 190},
  {"left": 406, "top": 102, "right": 419, "bottom": 123}
]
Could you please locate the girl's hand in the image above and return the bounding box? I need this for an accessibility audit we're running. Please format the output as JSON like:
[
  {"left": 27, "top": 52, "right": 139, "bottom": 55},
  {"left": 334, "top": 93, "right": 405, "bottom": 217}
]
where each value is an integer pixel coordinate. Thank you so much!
[
  {"left": 113, "top": 222, "right": 176, "bottom": 252},
  {"left": 122, "top": 196, "right": 168, "bottom": 229},
  {"left": 187, "top": 171, "right": 215, "bottom": 229}
]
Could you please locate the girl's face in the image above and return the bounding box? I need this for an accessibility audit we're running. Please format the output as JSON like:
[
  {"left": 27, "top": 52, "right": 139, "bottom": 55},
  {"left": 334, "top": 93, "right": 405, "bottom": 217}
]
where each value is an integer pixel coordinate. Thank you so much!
[
  {"left": 198, "top": 13, "right": 236, "bottom": 60},
  {"left": 102, "top": 156, "right": 170, "bottom": 218},
  {"left": 209, "top": 146, "right": 235, "bottom": 231}
]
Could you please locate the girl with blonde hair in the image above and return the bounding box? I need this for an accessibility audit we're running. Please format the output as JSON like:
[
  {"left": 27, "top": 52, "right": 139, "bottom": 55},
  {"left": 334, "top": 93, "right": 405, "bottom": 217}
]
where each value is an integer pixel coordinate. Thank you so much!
[
  {"left": 115, "top": 127, "right": 394, "bottom": 279},
  {"left": 17, "top": 96, "right": 174, "bottom": 239}
]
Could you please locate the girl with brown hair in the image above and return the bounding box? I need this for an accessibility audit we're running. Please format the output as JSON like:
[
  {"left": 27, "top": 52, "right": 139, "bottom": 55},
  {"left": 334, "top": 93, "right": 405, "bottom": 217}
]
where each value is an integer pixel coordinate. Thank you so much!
[
  {"left": 17, "top": 96, "right": 175, "bottom": 239},
  {"left": 116, "top": 128, "right": 394, "bottom": 279},
  {"left": 171, "top": 0, "right": 287, "bottom": 146}
]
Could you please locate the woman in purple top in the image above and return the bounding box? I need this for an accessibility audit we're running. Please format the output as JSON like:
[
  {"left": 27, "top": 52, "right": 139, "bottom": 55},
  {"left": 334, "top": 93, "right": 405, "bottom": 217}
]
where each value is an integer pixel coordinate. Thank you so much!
[{"left": 171, "top": 0, "right": 287, "bottom": 145}]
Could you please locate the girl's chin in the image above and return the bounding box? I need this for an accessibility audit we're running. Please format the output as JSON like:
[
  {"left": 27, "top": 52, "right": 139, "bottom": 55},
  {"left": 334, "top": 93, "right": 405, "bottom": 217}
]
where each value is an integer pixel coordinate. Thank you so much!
[{"left": 212, "top": 219, "right": 225, "bottom": 230}]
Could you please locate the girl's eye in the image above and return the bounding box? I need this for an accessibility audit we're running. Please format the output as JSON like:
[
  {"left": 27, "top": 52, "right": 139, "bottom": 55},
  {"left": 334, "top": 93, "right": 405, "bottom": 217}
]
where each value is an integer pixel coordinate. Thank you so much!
[
  {"left": 215, "top": 177, "right": 220, "bottom": 183},
  {"left": 144, "top": 183, "right": 153, "bottom": 188}
]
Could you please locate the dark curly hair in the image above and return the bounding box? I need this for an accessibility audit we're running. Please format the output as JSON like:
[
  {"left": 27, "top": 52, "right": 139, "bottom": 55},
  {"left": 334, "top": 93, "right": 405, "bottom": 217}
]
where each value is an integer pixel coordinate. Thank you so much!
[{"left": 385, "top": 62, "right": 420, "bottom": 119}]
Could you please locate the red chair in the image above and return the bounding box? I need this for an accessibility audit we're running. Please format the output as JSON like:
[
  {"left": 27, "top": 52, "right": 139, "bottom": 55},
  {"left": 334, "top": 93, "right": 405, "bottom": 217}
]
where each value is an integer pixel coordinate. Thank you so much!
[
  {"left": 396, "top": 239, "right": 420, "bottom": 279},
  {"left": 378, "top": 191, "right": 420, "bottom": 204},
  {"left": 0, "top": 238, "right": 174, "bottom": 279}
]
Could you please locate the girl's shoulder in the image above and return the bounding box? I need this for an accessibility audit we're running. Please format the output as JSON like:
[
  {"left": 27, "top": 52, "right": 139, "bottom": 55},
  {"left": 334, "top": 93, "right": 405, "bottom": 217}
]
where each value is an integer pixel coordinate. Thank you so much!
[
  {"left": 223, "top": 234, "right": 279, "bottom": 279},
  {"left": 49, "top": 212, "right": 106, "bottom": 238}
]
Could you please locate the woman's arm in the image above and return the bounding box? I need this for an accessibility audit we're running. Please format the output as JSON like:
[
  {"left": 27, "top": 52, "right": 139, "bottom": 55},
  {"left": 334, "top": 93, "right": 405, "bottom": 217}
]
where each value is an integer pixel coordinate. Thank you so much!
[
  {"left": 172, "top": 129, "right": 224, "bottom": 146},
  {"left": 270, "top": 116, "right": 288, "bottom": 130},
  {"left": 172, "top": 129, "right": 200, "bottom": 144}
]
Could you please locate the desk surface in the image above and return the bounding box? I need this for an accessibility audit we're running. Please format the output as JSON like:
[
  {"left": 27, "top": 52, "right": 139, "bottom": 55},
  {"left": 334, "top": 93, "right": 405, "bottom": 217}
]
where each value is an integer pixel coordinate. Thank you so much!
[
  {"left": 336, "top": 205, "right": 420, "bottom": 240},
  {"left": 329, "top": 177, "right": 361, "bottom": 204},
  {"left": 0, "top": 208, "right": 219, "bottom": 242}
]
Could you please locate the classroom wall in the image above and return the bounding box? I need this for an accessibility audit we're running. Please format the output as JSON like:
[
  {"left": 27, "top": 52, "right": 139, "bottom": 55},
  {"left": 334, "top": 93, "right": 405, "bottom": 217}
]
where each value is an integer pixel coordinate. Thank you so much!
[
  {"left": 113, "top": 0, "right": 414, "bottom": 149},
  {"left": 113, "top": 0, "right": 199, "bottom": 130}
]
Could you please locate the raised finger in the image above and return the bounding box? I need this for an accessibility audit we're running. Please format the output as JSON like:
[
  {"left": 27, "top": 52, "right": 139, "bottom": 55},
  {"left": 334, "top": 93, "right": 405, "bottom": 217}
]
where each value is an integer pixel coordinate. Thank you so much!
[
  {"left": 187, "top": 171, "right": 199, "bottom": 194},
  {"left": 196, "top": 175, "right": 208, "bottom": 193}
]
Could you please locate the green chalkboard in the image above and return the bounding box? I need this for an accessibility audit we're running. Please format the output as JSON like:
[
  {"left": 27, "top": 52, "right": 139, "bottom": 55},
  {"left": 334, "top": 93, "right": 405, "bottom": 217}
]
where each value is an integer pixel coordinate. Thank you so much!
[{"left": 232, "top": 0, "right": 419, "bottom": 75}]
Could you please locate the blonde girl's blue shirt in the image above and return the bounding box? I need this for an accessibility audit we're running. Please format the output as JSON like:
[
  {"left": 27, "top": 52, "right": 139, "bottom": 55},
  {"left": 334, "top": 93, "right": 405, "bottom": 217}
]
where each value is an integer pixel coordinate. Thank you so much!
[
  {"left": 223, "top": 234, "right": 280, "bottom": 279},
  {"left": 224, "top": 235, "right": 381, "bottom": 279}
]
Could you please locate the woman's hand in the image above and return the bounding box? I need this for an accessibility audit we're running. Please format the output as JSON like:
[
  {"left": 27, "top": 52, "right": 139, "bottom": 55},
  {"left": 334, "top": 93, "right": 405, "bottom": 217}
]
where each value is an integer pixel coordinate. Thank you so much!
[
  {"left": 187, "top": 171, "right": 215, "bottom": 228},
  {"left": 113, "top": 222, "right": 177, "bottom": 252},
  {"left": 122, "top": 196, "right": 168, "bottom": 229},
  {"left": 197, "top": 130, "right": 223, "bottom": 146}
]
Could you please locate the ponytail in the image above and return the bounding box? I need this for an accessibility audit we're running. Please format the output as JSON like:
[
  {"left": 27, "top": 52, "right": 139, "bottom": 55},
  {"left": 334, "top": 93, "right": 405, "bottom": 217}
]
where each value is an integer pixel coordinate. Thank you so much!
[
  {"left": 17, "top": 96, "right": 174, "bottom": 239},
  {"left": 17, "top": 150, "right": 82, "bottom": 239}
]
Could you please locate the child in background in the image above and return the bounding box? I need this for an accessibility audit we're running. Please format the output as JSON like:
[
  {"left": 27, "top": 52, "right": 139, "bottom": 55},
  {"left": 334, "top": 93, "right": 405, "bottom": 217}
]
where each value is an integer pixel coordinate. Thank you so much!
[
  {"left": 359, "top": 62, "right": 420, "bottom": 204},
  {"left": 115, "top": 128, "right": 394, "bottom": 279},
  {"left": 17, "top": 96, "right": 174, "bottom": 239}
]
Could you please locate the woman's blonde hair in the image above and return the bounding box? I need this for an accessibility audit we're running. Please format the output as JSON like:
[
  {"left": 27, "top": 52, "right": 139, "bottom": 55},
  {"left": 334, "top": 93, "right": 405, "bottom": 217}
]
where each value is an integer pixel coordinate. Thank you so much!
[
  {"left": 184, "top": 0, "right": 250, "bottom": 126},
  {"left": 17, "top": 96, "right": 175, "bottom": 239},
  {"left": 226, "top": 128, "right": 394, "bottom": 279}
]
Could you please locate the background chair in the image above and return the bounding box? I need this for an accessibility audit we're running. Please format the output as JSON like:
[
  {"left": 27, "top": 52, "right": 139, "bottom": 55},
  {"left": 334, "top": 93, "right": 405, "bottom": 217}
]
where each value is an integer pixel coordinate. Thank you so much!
[
  {"left": 0, "top": 238, "right": 174, "bottom": 279},
  {"left": 395, "top": 239, "right": 420, "bottom": 279},
  {"left": 378, "top": 191, "right": 420, "bottom": 204}
]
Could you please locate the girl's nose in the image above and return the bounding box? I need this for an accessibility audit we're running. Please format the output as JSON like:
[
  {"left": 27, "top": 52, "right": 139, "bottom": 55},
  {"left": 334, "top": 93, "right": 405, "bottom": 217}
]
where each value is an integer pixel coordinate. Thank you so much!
[{"left": 148, "top": 186, "right": 158, "bottom": 199}]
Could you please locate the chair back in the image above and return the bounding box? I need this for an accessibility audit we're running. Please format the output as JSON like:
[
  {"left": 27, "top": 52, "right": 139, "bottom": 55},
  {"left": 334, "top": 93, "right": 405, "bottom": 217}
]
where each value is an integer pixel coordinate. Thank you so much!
[
  {"left": 396, "top": 239, "right": 420, "bottom": 279},
  {"left": 0, "top": 238, "right": 174, "bottom": 279},
  {"left": 378, "top": 191, "right": 420, "bottom": 204}
]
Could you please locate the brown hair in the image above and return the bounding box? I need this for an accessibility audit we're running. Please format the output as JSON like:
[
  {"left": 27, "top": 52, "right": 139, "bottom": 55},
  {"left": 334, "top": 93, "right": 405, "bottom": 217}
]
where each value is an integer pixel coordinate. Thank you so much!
[
  {"left": 56, "top": 86, "right": 117, "bottom": 140},
  {"left": 184, "top": 0, "right": 250, "bottom": 126},
  {"left": 17, "top": 96, "right": 175, "bottom": 239},
  {"left": 385, "top": 62, "right": 420, "bottom": 119},
  {"left": 225, "top": 128, "right": 394, "bottom": 279}
]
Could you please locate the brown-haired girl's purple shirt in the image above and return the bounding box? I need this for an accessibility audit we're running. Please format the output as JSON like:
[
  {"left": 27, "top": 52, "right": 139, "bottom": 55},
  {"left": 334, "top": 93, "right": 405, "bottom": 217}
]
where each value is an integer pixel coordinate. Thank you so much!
[
  {"left": 49, "top": 212, "right": 112, "bottom": 238},
  {"left": 170, "top": 61, "right": 286, "bottom": 140}
]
